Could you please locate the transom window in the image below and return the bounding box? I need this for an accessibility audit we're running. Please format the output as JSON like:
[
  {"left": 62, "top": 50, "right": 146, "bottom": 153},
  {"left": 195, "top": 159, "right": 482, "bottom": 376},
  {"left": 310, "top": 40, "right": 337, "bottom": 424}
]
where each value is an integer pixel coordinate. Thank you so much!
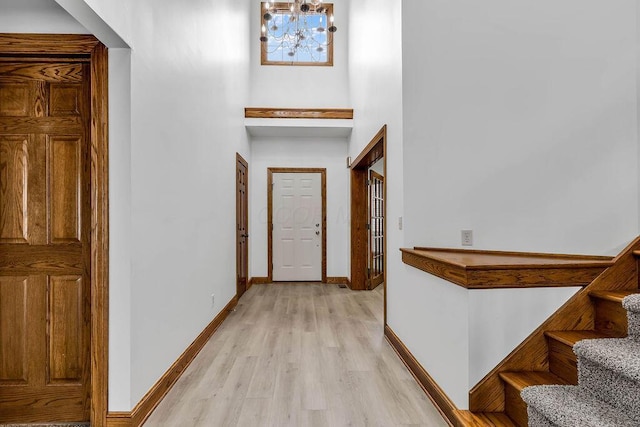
[{"left": 260, "top": 2, "right": 336, "bottom": 66}]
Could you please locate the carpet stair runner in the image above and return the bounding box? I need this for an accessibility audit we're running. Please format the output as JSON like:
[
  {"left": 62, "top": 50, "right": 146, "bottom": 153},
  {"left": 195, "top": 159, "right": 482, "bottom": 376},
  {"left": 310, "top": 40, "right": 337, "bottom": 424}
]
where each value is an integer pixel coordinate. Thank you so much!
[{"left": 521, "top": 294, "right": 640, "bottom": 426}]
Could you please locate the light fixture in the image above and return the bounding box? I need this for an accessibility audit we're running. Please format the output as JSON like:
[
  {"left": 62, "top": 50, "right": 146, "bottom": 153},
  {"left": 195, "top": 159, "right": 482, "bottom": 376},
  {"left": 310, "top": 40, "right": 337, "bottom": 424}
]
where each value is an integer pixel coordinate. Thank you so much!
[{"left": 260, "top": 1, "right": 337, "bottom": 64}]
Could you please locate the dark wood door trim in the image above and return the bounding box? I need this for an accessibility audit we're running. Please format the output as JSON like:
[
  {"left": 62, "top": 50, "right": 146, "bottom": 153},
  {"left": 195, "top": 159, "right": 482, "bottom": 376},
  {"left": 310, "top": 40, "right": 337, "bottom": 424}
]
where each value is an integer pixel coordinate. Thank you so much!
[
  {"left": 236, "top": 153, "right": 249, "bottom": 298},
  {"left": 89, "top": 42, "right": 109, "bottom": 427},
  {"left": 350, "top": 125, "right": 387, "bottom": 320},
  {"left": 0, "top": 34, "right": 110, "bottom": 427},
  {"left": 267, "top": 168, "right": 327, "bottom": 283}
]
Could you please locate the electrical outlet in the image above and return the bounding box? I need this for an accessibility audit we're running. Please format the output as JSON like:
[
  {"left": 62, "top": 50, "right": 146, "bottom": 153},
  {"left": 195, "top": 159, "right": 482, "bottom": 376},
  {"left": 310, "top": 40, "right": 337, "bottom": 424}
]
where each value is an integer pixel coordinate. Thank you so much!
[
  {"left": 461, "top": 230, "right": 473, "bottom": 246},
  {"left": 398, "top": 217, "right": 403, "bottom": 230},
  {"left": 211, "top": 293, "right": 215, "bottom": 307}
]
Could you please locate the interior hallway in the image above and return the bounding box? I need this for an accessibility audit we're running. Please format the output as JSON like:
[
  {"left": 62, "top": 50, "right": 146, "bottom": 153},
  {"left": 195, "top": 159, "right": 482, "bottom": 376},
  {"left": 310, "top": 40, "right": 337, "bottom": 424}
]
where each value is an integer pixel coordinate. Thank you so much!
[{"left": 142, "top": 283, "right": 449, "bottom": 426}]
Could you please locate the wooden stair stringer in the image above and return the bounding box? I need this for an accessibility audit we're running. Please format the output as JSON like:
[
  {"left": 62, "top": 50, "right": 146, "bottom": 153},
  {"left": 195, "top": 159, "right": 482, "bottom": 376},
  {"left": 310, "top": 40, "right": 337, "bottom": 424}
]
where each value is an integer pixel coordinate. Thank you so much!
[{"left": 468, "top": 236, "right": 640, "bottom": 413}]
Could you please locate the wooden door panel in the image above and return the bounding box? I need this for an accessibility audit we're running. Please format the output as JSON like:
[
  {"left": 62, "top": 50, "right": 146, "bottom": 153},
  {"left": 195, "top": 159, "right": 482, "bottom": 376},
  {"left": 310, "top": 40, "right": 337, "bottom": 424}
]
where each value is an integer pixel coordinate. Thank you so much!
[
  {"left": 50, "top": 84, "right": 81, "bottom": 116},
  {"left": 0, "top": 83, "right": 29, "bottom": 116},
  {"left": 49, "top": 136, "right": 81, "bottom": 243},
  {"left": 0, "top": 246, "right": 83, "bottom": 274},
  {"left": 0, "top": 135, "right": 28, "bottom": 243},
  {"left": 0, "top": 117, "right": 83, "bottom": 134},
  {"left": 0, "top": 277, "right": 28, "bottom": 384},
  {"left": 48, "top": 275, "right": 84, "bottom": 383},
  {"left": 0, "top": 63, "right": 83, "bottom": 83}
]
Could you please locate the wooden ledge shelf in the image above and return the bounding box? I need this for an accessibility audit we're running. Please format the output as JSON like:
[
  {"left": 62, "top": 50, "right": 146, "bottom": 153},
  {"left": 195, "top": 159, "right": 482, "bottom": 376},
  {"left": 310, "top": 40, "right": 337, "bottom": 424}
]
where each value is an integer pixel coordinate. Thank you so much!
[
  {"left": 244, "top": 107, "right": 353, "bottom": 120},
  {"left": 401, "top": 247, "right": 614, "bottom": 289},
  {"left": 244, "top": 108, "right": 354, "bottom": 138}
]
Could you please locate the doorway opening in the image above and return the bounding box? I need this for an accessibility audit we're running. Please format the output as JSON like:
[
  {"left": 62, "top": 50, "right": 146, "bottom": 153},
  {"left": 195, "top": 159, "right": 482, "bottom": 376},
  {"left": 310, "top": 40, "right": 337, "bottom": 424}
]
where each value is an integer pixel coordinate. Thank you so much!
[
  {"left": 350, "top": 125, "right": 387, "bottom": 299},
  {"left": 267, "top": 168, "right": 327, "bottom": 282}
]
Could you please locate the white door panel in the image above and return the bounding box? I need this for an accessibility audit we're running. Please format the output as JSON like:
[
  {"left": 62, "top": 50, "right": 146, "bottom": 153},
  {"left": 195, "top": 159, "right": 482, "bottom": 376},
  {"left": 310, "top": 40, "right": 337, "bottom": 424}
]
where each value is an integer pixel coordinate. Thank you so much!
[{"left": 273, "top": 172, "right": 322, "bottom": 281}]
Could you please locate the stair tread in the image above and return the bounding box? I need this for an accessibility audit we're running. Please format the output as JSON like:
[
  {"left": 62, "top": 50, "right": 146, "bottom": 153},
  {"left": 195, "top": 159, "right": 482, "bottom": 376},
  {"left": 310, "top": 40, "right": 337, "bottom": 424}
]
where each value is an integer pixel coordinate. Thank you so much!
[
  {"left": 545, "top": 330, "right": 614, "bottom": 346},
  {"left": 623, "top": 293, "right": 640, "bottom": 313},
  {"left": 500, "top": 371, "right": 569, "bottom": 390},
  {"left": 574, "top": 337, "right": 640, "bottom": 381},
  {"left": 455, "top": 410, "right": 517, "bottom": 426},
  {"left": 521, "top": 385, "right": 637, "bottom": 427},
  {"left": 589, "top": 290, "right": 638, "bottom": 303}
]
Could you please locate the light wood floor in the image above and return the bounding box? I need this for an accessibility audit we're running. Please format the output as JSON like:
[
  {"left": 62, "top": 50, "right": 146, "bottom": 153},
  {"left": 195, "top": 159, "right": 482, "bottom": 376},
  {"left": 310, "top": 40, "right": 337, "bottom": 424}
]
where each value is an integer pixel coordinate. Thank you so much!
[{"left": 143, "top": 283, "right": 449, "bottom": 427}]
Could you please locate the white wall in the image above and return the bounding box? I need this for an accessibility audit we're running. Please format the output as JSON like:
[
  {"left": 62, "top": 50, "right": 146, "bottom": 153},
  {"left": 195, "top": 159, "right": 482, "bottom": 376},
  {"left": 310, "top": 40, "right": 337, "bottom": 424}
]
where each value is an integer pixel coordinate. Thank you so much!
[
  {"left": 403, "top": 0, "right": 638, "bottom": 256},
  {"left": 249, "top": 0, "right": 350, "bottom": 108},
  {"left": 396, "top": 0, "right": 639, "bottom": 409},
  {"left": 396, "top": 268, "right": 582, "bottom": 409},
  {"left": 0, "top": 0, "right": 88, "bottom": 33},
  {"left": 347, "top": 0, "right": 404, "bottom": 338},
  {"left": 398, "top": 267, "right": 470, "bottom": 408},
  {"left": 126, "top": 0, "right": 251, "bottom": 406},
  {"left": 250, "top": 137, "right": 349, "bottom": 278},
  {"left": 468, "top": 286, "right": 580, "bottom": 387},
  {"left": 49, "top": 0, "right": 253, "bottom": 409},
  {"left": 107, "top": 47, "right": 133, "bottom": 410}
]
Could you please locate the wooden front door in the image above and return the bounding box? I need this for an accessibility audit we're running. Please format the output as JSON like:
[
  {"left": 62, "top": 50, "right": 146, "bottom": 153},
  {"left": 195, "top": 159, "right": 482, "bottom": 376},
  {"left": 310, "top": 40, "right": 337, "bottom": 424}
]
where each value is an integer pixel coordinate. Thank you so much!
[
  {"left": 0, "top": 59, "right": 91, "bottom": 423},
  {"left": 368, "top": 170, "right": 384, "bottom": 289},
  {"left": 236, "top": 154, "right": 249, "bottom": 297}
]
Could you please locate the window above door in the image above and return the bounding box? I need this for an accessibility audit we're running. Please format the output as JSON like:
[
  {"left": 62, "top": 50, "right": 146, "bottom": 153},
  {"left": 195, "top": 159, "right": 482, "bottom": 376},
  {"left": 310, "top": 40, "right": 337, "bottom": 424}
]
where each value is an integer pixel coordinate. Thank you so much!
[{"left": 260, "top": 1, "right": 336, "bottom": 66}]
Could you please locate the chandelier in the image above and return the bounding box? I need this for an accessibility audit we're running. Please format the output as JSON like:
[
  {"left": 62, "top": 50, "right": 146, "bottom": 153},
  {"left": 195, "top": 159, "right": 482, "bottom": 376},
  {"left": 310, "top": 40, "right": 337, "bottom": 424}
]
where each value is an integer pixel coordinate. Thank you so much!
[{"left": 260, "top": 1, "right": 337, "bottom": 64}]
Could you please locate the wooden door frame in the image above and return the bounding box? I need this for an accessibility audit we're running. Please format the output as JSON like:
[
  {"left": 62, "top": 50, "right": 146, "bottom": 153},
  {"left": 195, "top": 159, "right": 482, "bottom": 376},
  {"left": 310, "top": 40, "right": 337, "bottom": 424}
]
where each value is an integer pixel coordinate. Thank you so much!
[
  {"left": 236, "top": 153, "right": 249, "bottom": 297},
  {"left": 267, "top": 168, "right": 327, "bottom": 283},
  {"left": 0, "top": 34, "right": 110, "bottom": 427},
  {"left": 350, "top": 125, "right": 387, "bottom": 318}
]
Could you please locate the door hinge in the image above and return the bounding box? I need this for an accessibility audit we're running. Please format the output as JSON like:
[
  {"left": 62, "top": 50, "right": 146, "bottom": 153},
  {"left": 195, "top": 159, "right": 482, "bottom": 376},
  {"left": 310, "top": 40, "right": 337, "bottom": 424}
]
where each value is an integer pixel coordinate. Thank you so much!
[
  {"left": 367, "top": 179, "right": 371, "bottom": 186},
  {"left": 366, "top": 223, "right": 370, "bottom": 230}
]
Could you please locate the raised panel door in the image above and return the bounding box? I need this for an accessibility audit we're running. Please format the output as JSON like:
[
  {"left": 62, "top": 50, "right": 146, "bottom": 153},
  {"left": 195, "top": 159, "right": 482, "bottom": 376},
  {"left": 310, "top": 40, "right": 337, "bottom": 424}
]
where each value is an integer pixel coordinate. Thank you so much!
[
  {"left": 0, "top": 61, "right": 91, "bottom": 423},
  {"left": 272, "top": 172, "right": 322, "bottom": 281}
]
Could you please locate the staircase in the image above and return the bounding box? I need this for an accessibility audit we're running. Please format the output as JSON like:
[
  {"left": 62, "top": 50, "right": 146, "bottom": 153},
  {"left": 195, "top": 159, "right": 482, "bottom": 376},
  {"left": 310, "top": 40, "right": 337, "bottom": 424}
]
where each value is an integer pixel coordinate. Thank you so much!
[
  {"left": 498, "top": 290, "right": 637, "bottom": 426},
  {"left": 460, "top": 288, "right": 640, "bottom": 427},
  {"left": 456, "top": 241, "right": 640, "bottom": 427},
  {"left": 519, "top": 293, "right": 640, "bottom": 426}
]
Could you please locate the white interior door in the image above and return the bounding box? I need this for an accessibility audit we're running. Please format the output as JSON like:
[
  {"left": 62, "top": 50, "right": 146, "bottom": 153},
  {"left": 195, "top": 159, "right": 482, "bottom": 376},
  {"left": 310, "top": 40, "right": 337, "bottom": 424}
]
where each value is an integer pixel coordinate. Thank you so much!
[{"left": 273, "top": 172, "right": 322, "bottom": 281}]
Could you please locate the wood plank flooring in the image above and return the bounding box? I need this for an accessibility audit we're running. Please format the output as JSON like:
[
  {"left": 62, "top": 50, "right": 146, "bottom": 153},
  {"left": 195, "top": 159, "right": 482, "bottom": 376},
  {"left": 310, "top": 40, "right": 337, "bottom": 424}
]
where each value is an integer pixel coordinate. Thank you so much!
[{"left": 143, "top": 283, "right": 449, "bottom": 426}]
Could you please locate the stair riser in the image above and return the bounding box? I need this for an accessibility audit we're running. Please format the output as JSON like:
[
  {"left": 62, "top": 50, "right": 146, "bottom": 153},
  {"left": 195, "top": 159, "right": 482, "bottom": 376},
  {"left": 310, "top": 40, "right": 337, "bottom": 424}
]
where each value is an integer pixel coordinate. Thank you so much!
[
  {"left": 578, "top": 358, "right": 640, "bottom": 422},
  {"left": 527, "top": 407, "right": 559, "bottom": 427},
  {"left": 504, "top": 383, "right": 527, "bottom": 427},
  {"left": 628, "top": 310, "right": 640, "bottom": 340},
  {"left": 547, "top": 339, "right": 578, "bottom": 384},
  {"left": 593, "top": 298, "right": 628, "bottom": 337}
]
